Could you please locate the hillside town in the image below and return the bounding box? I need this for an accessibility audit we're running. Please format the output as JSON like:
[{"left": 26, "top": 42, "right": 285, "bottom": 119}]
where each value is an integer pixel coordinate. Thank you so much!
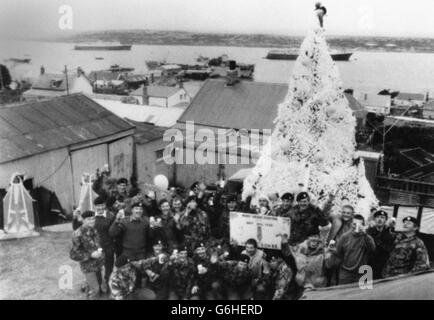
[{"left": 2, "top": 2, "right": 434, "bottom": 302}]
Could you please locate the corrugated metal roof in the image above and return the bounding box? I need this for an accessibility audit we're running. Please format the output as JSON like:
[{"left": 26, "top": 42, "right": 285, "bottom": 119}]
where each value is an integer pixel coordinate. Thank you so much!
[
  {"left": 93, "top": 98, "right": 185, "bottom": 127},
  {"left": 131, "top": 85, "right": 182, "bottom": 98},
  {"left": 0, "top": 93, "right": 134, "bottom": 164},
  {"left": 128, "top": 120, "right": 168, "bottom": 144},
  {"left": 178, "top": 79, "right": 365, "bottom": 130}
]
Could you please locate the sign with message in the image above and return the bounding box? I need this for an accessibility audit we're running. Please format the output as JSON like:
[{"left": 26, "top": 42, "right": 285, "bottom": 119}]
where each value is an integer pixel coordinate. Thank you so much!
[{"left": 230, "top": 212, "right": 291, "bottom": 250}]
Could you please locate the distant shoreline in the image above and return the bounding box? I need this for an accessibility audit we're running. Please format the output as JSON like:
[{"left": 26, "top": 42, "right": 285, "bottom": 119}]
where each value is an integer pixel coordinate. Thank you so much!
[{"left": 31, "top": 30, "right": 434, "bottom": 53}]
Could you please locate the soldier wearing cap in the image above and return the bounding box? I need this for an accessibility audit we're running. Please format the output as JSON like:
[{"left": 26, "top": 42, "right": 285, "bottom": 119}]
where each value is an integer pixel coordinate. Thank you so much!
[
  {"left": 167, "top": 246, "right": 196, "bottom": 300},
  {"left": 367, "top": 210, "right": 396, "bottom": 279},
  {"left": 109, "top": 200, "right": 152, "bottom": 261},
  {"left": 210, "top": 253, "right": 255, "bottom": 300},
  {"left": 289, "top": 192, "right": 331, "bottom": 245},
  {"left": 261, "top": 251, "right": 293, "bottom": 300},
  {"left": 273, "top": 193, "right": 295, "bottom": 218},
  {"left": 382, "top": 216, "right": 430, "bottom": 278},
  {"left": 70, "top": 210, "right": 105, "bottom": 299}
]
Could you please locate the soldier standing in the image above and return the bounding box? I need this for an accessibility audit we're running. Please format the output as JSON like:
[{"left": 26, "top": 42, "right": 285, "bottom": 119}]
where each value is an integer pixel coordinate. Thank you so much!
[
  {"left": 214, "top": 194, "right": 237, "bottom": 241},
  {"left": 273, "top": 193, "right": 295, "bottom": 218},
  {"left": 382, "top": 216, "right": 430, "bottom": 278},
  {"left": 70, "top": 210, "right": 105, "bottom": 299},
  {"left": 367, "top": 210, "right": 396, "bottom": 279},
  {"left": 109, "top": 201, "right": 151, "bottom": 261},
  {"left": 289, "top": 192, "right": 331, "bottom": 245},
  {"left": 72, "top": 196, "right": 116, "bottom": 293},
  {"left": 178, "top": 197, "right": 211, "bottom": 253}
]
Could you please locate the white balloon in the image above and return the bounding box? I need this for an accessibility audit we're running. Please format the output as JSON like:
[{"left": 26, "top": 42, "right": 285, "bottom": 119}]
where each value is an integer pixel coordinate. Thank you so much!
[{"left": 153, "top": 174, "right": 169, "bottom": 190}]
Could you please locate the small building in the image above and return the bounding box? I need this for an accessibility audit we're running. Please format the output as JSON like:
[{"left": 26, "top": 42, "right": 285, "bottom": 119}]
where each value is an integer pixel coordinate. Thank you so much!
[
  {"left": 130, "top": 85, "right": 190, "bottom": 108},
  {"left": 159, "top": 64, "right": 183, "bottom": 77},
  {"left": 423, "top": 100, "right": 434, "bottom": 119},
  {"left": 357, "top": 92, "right": 391, "bottom": 115},
  {"left": 22, "top": 68, "right": 93, "bottom": 101},
  {"left": 393, "top": 92, "right": 426, "bottom": 108},
  {"left": 0, "top": 94, "right": 135, "bottom": 214}
]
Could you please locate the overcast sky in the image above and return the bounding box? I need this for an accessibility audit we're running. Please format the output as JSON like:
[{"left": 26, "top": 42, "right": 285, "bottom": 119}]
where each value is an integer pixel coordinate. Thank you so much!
[{"left": 1, "top": 0, "right": 434, "bottom": 38}]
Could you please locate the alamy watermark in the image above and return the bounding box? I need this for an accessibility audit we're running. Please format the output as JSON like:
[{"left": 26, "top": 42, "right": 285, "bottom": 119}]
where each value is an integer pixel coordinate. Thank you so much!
[
  {"left": 162, "top": 121, "right": 272, "bottom": 165},
  {"left": 58, "top": 5, "right": 73, "bottom": 30}
]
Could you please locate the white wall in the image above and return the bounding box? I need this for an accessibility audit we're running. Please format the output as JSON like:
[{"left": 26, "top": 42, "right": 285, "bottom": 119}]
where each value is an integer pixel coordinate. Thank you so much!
[{"left": 71, "top": 76, "right": 93, "bottom": 94}]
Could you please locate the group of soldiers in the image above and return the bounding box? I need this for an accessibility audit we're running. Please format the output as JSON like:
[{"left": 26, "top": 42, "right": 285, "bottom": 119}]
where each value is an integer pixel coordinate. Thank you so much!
[{"left": 70, "top": 172, "right": 432, "bottom": 300}]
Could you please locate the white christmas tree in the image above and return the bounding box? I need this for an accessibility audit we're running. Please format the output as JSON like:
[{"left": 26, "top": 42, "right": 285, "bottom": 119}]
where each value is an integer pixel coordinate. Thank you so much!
[{"left": 243, "top": 27, "right": 378, "bottom": 219}]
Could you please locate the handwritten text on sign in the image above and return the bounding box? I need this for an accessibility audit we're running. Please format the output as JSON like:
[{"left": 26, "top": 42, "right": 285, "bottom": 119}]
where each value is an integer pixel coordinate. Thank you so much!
[{"left": 230, "top": 212, "right": 291, "bottom": 250}]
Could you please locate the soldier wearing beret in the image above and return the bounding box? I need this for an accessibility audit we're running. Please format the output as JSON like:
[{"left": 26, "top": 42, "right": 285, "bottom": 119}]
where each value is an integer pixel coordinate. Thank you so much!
[
  {"left": 210, "top": 253, "right": 255, "bottom": 300},
  {"left": 109, "top": 201, "right": 152, "bottom": 261},
  {"left": 73, "top": 196, "right": 116, "bottom": 293},
  {"left": 367, "top": 210, "right": 396, "bottom": 279},
  {"left": 142, "top": 242, "right": 172, "bottom": 300},
  {"left": 70, "top": 210, "right": 105, "bottom": 299},
  {"left": 289, "top": 192, "right": 331, "bottom": 245},
  {"left": 213, "top": 194, "right": 237, "bottom": 241},
  {"left": 190, "top": 243, "right": 224, "bottom": 300},
  {"left": 167, "top": 246, "right": 196, "bottom": 300},
  {"left": 178, "top": 197, "right": 211, "bottom": 253},
  {"left": 273, "top": 193, "right": 295, "bottom": 218},
  {"left": 382, "top": 216, "right": 430, "bottom": 278}
]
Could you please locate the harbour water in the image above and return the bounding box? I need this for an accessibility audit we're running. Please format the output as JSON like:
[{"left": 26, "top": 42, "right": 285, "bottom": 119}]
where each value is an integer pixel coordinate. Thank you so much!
[{"left": 2, "top": 39, "right": 434, "bottom": 95}]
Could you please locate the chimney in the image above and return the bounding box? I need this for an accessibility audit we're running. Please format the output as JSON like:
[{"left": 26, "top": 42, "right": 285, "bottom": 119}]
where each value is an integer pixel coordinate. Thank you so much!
[
  {"left": 142, "top": 85, "right": 149, "bottom": 105},
  {"left": 225, "top": 60, "right": 239, "bottom": 86},
  {"left": 40, "top": 65, "right": 45, "bottom": 75}
]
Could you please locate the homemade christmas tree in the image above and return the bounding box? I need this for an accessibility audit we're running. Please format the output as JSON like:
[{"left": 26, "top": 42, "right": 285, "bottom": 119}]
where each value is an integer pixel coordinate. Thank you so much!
[{"left": 243, "top": 28, "right": 378, "bottom": 219}]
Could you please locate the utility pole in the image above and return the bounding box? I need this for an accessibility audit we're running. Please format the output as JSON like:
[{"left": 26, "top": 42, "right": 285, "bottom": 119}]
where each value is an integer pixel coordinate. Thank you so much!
[
  {"left": 0, "top": 64, "right": 4, "bottom": 91},
  {"left": 64, "top": 65, "right": 70, "bottom": 95},
  {"left": 378, "top": 104, "right": 414, "bottom": 175}
]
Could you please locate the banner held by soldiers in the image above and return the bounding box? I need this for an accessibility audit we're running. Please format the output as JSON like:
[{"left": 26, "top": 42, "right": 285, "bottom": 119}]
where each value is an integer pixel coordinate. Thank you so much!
[{"left": 230, "top": 211, "right": 291, "bottom": 250}]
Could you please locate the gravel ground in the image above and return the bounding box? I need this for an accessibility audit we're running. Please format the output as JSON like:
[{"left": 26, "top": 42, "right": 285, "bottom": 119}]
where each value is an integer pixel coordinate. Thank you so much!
[{"left": 0, "top": 225, "right": 92, "bottom": 300}]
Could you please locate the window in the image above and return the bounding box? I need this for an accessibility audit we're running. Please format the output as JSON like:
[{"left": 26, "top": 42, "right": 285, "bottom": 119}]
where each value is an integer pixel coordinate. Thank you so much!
[
  {"left": 155, "top": 149, "right": 164, "bottom": 160},
  {"left": 50, "top": 80, "right": 63, "bottom": 88}
]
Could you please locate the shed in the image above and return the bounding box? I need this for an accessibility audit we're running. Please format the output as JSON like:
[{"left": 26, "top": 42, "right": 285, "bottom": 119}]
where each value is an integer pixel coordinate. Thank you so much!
[{"left": 0, "top": 93, "right": 135, "bottom": 216}]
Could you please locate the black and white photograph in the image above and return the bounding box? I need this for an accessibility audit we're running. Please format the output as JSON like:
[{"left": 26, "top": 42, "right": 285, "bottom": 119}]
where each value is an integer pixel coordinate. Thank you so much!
[{"left": 1, "top": 0, "right": 434, "bottom": 303}]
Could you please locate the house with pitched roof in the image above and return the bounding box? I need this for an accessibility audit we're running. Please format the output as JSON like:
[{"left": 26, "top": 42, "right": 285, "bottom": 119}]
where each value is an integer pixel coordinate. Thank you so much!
[
  {"left": 130, "top": 84, "right": 190, "bottom": 107},
  {"left": 166, "top": 78, "right": 370, "bottom": 188},
  {"left": 22, "top": 68, "right": 93, "bottom": 101}
]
